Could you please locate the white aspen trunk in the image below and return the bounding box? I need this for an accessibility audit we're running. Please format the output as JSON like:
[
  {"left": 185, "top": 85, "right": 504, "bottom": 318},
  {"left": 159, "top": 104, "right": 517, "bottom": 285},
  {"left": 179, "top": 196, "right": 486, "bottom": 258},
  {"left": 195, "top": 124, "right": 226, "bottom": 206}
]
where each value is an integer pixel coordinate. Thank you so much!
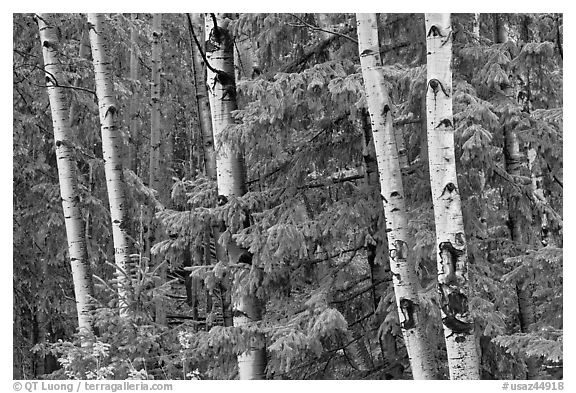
[
  {"left": 37, "top": 13, "right": 95, "bottom": 338},
  {"left": 205, "top": 14, "right": 246, "bottom": 197},
  {"left": 87, "top": 13, "right": 132, "bottom": 317},
  {"left": 425, "top": 13, "right": 480, "bottom": 379},
  {"left": 473, "top": 14, "right": 481, "bottom": 39},
  {"left": 149, "top": 13, "right": 167, "bottom": 326},
  {"left": 357, "top": 13, "right": 438, "bottom": 380},
  {"left": 205, "top": 13, "right": 266, "bottom": 380}
]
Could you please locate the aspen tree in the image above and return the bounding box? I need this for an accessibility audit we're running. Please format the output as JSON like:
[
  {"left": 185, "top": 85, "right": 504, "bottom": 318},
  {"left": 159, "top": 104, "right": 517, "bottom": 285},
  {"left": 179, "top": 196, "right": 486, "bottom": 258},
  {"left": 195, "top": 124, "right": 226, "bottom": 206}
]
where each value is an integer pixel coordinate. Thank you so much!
[
  {"left": 36, "top": 13, "right": 95, "bottom": 338},
  {"left": 204, "top": 13, "right": 266, "bottom": 380},
  {"left": 187, "top": 12, "right": 230, "bottom": 328},
  {"left": 357, "top": 13, "right": 437, "bottom": 379},
  {"left": 148, "top": 13, "right": 168, "bottom": 326},
  {"left": 87, "top": 13, "right": 133, "bottom": 316},
  {"left": 425, "top": 13, "right": 480, "bottom": 379}
]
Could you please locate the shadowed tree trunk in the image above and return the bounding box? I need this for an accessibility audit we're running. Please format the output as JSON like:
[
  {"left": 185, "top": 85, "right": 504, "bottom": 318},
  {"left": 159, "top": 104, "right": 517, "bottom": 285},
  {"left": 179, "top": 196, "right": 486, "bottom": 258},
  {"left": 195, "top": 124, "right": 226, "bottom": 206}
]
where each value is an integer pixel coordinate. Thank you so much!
[{"left": 148, "top": 13, "right": 168, "bottom": 326}]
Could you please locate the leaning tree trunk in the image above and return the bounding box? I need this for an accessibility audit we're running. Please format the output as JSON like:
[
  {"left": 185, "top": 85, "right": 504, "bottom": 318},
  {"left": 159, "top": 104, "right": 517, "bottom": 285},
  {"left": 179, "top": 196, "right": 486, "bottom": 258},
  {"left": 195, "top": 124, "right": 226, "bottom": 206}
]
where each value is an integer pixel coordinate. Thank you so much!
[
  {"left": 36, "top": 13, "right": 95, "bottom": 339},
  {"left": 425, "top": 13, "right": 480, "bottom": 379},
  {"left": 205, "top": 13, "right": 266, "bottom": 380},
  {"left": 87, "top": 13, "right": 133, "bottom": 317},
  {"left": 357, "top": 13, "right": 438, "bottom": 379}
]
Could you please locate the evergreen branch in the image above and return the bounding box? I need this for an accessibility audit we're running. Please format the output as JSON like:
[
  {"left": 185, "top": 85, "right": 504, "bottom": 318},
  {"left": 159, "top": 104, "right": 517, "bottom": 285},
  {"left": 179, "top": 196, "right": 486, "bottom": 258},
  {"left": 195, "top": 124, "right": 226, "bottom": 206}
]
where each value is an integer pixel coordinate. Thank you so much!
[
  {"left": 277, "top": 24, "right": 354, "bottom": 74},
  {"left": 545, "top": 161, "right": 563, "bottom": 189},
  {"left": 301, "top": 174, "right": 364, "bottom": 189},
  {"left": 288, "top": 14, "right": 358, "bottom": 44},
  {"left": 331, "top": 279, "right": 388, "bottom": 305}
]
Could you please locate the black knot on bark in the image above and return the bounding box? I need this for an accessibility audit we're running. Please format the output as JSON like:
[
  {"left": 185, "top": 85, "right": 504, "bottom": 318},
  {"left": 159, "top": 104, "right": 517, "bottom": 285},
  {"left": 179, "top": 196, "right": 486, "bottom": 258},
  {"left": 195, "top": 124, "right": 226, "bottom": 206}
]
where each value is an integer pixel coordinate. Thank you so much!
[
  {"left": 435, "top": 119, "right": 453, "bottom": 129},
  {"left": 217, "top": 195, "right": 228, "bottom": 206},
  {"left": 399, "top": 298, "right": 417, "bottom": 330},
  {"left": 427, "top": 25, "right": 444, "bottom": 37}
]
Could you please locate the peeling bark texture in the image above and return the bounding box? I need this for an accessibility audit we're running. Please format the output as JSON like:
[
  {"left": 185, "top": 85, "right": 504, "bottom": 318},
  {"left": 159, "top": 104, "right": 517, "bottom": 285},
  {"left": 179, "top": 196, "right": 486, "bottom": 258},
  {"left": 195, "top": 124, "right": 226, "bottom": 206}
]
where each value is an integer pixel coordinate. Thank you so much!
[
  {"left": 357, "top": 13, "right": 438, "bottom": 380},
  {"left": 87, "top": 13, "right": 133, "bottom": 317},
  {"left": 205, "top": 13, "right": 266, "bottom": 379},
  {"left": 37, "top": 13, "right": 95, "bottom": 338},
  {"left": 425, "top": 13, "right": 480, "bottom": 379}
]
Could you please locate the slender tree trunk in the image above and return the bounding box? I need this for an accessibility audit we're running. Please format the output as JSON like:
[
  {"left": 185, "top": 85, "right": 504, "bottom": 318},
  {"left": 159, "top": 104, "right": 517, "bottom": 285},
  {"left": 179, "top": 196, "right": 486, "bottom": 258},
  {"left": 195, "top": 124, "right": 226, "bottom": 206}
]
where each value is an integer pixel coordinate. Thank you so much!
[
  {"left": 187, "top": 13, "right": 227, "bottom": 327},
  {"left": 37, "top": 13, "right": 95, "bottom": 339},
  {"left": 205, "top": 13, "right": 266, "bottom": 380},
  {"left": 425, "top": 13, "right": 480, "bottom": 379},
  {"left": 357, "top": 13, "right": 438, "bottom": 379},
  {"left": 127, "top": 13, "right": 139, "bottom": 173},
  {"left": 188, "top": 13, "right": 217, "bottom": 180},
  {"left": 87, "top": 13, "right": 133, "bottom": 317},
  {"left": 359, "top": 109, "right": 400, "bottom": 365},
  {"left": 148, "top": 13, "right": 168, "bottom": 326}
]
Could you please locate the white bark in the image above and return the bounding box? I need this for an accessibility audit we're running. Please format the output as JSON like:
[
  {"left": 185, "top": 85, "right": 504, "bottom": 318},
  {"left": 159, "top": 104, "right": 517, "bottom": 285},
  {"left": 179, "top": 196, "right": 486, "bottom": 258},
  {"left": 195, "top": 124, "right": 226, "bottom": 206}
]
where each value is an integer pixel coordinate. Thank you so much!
[
  {"left": 37, "top": 13, "right": 94, "bottom": 338},
  {"left": 205, "top": 14, "right": 246, "bottom": 197},
  {"left": 87, "top": 13, "right": 132, "bottom": 317},
  {"left": 425, "top": 13, "right": 480, "bottom": 379},
  {"left": 205, "top": 13, "right": 266, "bottom": 380},
  {"left": 473, "top": 14, "right": 480, "bottom": 39},
  {"left": 357, "top": 13, "right": 437, "bottom": 380}
]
